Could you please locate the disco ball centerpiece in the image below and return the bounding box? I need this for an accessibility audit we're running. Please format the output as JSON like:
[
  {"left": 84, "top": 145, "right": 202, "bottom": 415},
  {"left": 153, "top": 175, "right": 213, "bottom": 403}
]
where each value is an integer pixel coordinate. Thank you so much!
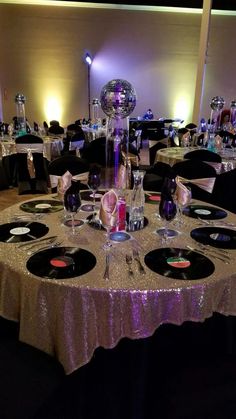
[
  {"left": 100, "top": 79, "right": 136, "bottom": 119},
  {"left": 210, "top": 96, "right": 225, "bottom": 111},
  {"left": 230, "top": 100, "right": 236, "bottom": 109}
]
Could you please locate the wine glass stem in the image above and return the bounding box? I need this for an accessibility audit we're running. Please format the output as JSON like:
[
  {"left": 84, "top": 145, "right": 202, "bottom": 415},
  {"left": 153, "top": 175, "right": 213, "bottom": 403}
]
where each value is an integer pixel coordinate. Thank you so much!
[
  {"left": 92, "top": 191, "right": 96, "bottom": 221},
  {"left": 71, "top": 213, "right": 75, "bottom": 234},
  {"left": 105, "top": 226, "right": 111, "bottom": 248}
]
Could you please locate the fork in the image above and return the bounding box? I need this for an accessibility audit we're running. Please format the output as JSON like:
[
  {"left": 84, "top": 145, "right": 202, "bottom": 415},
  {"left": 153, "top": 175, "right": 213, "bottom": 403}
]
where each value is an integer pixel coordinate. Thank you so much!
[
  {"left": 18, "top": 235, "right": 57, "bottom": 249},
  {"left": 27, "top": 241, "right": 62, "bottom": 256},
  {"left": 132, "top": 249, "right": 146, "bottom": 274},
  {"left": 103, "top": 250, "right": 110, "bottom": 280},
  {"left": 126, "top": 254, "right": 134, "bottom": 276}
]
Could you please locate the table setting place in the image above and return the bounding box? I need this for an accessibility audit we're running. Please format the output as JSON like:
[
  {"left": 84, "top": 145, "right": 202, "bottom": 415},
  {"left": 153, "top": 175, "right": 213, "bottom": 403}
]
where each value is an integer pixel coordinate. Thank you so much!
[{"left": 0, "top": 171, "right": 235, "bottom": 285}]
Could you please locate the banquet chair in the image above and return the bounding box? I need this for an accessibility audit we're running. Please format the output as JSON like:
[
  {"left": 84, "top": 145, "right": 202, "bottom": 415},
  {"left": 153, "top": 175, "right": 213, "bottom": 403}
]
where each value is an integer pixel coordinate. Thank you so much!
[
  {"left": 184, "top": 148, "right": 222, "bottom": 163},
  {"left": 149, "top": 142, "right": 167, "bottom": 166},
  {"left": 210, "top": 168, "right": 236, "bottom": 214},
  {"left": 172, "top": 159, "right": 217, "bottom": 203},
  {"left": 0, "top": 339, "right": 65, "bottom": 419},
  {"left": 48, "top": 120, "right": 64, "bottom": 135},
  {"left": 143, "top": 162, "right": 173, "bottom": 192},
  {"left": 48, "top": 154, "right": 89, "bottom": 192},
  {"left": 15, "top": 134, "right": 49, "bottom": 195},
  {"left": 68, "top": 132, "right": 86, "bottom": 156},
  {"left": 80, "top": 136, "right": 106, "bottom": 167}
]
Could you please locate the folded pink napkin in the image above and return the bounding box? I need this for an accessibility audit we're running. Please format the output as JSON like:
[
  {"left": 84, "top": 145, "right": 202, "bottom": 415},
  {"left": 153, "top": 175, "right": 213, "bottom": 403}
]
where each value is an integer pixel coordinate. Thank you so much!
[
  {"left": 99, "top": 189, "right": 118, "bottom": 227},
  {"left": 176, "top": 175, "right": 216, "bottom": 194},
  {"left": 57, "top": 171, "right": 73, "bottom": 201}
]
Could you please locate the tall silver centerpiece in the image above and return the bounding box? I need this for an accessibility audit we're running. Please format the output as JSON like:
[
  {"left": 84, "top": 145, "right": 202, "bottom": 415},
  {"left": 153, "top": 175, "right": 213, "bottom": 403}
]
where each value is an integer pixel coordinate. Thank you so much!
[
  {"left": 15, "top": 93, "right": 27, "bottom": 136},
  {"left": 209, "top": 96, "right": 225, "bottom": 132},
  {"left": 230, "top": 100, "right": 236, "bottom": 126},
  {"left": 100, "top": 79, "right": 137, "bottom": 189}
]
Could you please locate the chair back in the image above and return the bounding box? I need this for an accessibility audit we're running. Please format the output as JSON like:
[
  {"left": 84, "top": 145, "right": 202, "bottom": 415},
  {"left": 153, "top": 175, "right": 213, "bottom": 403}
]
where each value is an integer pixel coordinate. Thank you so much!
[
  {"left": 15, "top": 134, "right": 48, "bottom": 194},
  {"left": 184, "top": 149, "right": 222, "bottom": 163},
  {"left": 48, "top": 155, "right": 89, "bottom": 190},
  {"left": 15, "top": 134, "right": 43, "bottom": 144},
  {"left": 172, "top": 159, "right": 216, "bottom": 203},
  {"left": 211, "top": 168, "right": 236, "bottom": 213}
]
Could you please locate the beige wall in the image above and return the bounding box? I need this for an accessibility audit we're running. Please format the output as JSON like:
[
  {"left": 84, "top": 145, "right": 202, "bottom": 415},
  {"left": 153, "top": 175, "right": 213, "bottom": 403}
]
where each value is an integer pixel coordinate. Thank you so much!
[{"left": 0, "top": 3, "right": 235, "bottom": 127}]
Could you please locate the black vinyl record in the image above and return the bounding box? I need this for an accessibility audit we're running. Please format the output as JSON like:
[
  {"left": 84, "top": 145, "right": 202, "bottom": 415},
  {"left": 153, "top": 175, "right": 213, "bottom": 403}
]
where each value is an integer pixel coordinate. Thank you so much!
[
  {"left": 145, "top": 193, "right": 161, "bottom": 204},
  {"left": 183, "top": 204, "right": 227, "bottom": 220},
  {"left": 80, "top": 190, "right": 104, "bottom": 201},
  {"left": 20, "top": 200, "right": 63, "bottom": 213},
  {"left": 191, "top": 227, "right": 236, "bottom": 249},
  {"left": 0, "top": 221, "right": 49, "bottom": 243},
  {"left": 27, "top": 247, "right": 96, "bottom": 279},
  {"left": 144, "top": 247, "right": 215, "bottom": 280}
]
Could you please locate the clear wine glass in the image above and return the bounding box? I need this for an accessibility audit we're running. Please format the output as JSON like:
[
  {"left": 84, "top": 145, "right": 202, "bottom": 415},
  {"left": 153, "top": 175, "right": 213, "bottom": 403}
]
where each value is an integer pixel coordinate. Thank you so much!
[
  {"left": 64, "top": 182, "right": 81, "bottom": 235},
  {"left": 175, "top": 185, "right": 192, "bottom": 226},
  {"left": 99, "top": 190, "right": 118, "bottom": 249},
  {"left": 101, "top": 211, "right": 117, "bottom": 249},
  {"left": 88, "top": 171, "right": 101, "bottom": 224},
  {"left": 158, "top": 196, "right": 177, "bottom": 243}
]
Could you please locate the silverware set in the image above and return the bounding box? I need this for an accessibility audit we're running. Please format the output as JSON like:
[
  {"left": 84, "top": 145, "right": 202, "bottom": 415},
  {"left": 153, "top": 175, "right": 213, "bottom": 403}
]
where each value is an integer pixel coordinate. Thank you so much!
[
  {"left": 27, "top": 241, "right": 62, "bottom": 256},
  {"left": 103, "top": 250, "right": 110, "bottom": 280},
  {"left": 17, "top": 235, "right": 58, "bottom": 249},
  {"left": 125, "top": 249, "right": 146, "bottom": 276},
  {"left": 125, "top": 254, "right": 134, "bottom": 276},
  {"left": 186, "top": 244, "right": 230, "bottom": 264},
  {"left": 197, "top": 217, "right": 236, "bottom": 228}
]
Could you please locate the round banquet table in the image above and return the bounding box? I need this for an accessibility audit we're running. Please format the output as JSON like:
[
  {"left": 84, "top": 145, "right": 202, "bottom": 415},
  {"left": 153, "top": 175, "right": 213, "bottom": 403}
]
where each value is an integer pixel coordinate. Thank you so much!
[
  {"left": 0, "top": 193, "right": 236, "bottom": 374},
  {"left": 0, "top": 135, "right": 64, "bottom": 161},
  {"left": 155, "top": 146, "right": 236, "bottom": 173}
]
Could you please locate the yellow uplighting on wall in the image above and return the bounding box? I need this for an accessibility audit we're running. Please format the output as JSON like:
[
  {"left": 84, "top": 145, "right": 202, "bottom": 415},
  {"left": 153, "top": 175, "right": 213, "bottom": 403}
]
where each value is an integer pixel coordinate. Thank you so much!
[
  {"left": 173, "top": 96, "right": 192, "bottom": 124},
  {"left": 44, "top": 96, "right": 62, "bottom": 123}
]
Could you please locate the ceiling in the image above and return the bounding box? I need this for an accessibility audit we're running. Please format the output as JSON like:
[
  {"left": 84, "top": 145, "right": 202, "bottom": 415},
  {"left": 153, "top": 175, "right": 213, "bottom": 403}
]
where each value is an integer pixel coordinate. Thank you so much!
[{"left": 58, "top": 0, "right": 236, "bottom": 11}]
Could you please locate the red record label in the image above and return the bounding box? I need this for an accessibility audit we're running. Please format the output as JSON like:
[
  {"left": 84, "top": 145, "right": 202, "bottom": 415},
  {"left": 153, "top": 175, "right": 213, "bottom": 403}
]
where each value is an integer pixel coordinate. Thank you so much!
[
  {"left": 167, "top": 257, "right": 191, "bottom": 269},
  {"left": 50, "top": 256, "right": 74, "bottom": 268}
]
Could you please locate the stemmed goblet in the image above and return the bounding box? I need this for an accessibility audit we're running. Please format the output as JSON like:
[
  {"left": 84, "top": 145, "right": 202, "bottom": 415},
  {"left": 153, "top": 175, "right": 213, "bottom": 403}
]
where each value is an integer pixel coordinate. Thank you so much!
[
  {"left": 88, "top": 170, "right": 101, "bottom": 224},
  {"left": 174, "top": 185, "right": 192, "bottom": 226},
  {"left": 64, "top": 180, "right": 81, "bottom": 235},
  {"left": 99, "top": 189, "right": 118, "bottom": 249},
  {"left": 158, "top": 196, "right": 177, "bottom": 243}
]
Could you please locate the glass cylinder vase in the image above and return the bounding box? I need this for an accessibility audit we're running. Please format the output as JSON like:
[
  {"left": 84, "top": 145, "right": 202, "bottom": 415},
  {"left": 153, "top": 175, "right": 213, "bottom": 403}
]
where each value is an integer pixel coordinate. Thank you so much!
[
  {"left": 104, "top": 116, "right": 129, "bottom": 191},
  {"left": 129, "top": 170, "right": 145, "bottom": 231}
]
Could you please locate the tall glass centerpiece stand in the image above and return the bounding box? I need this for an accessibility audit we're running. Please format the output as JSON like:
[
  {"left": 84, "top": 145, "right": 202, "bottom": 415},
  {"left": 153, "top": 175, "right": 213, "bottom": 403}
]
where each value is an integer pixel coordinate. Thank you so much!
[
  {"left": 207, "top": 96, "right": 225, "bottom": 152},
  {"left": 230, "top": 100, "right": 236, "bottom": 128},
  {"left": 15, "top": 93, "right": 27, "bottom": 137},
  {"left": 100, "top": 79, "right": 137, "bottom": 228}
]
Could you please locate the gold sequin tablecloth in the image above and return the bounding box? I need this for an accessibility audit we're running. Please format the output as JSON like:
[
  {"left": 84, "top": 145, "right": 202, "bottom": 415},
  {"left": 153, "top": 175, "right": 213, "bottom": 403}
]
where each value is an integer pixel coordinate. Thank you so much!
[
  {"left": 155, "top": 146, "right": 236, "bottom": 173},
  {"left": 1, "top": 195, "right": 236, "bottom": 374}
]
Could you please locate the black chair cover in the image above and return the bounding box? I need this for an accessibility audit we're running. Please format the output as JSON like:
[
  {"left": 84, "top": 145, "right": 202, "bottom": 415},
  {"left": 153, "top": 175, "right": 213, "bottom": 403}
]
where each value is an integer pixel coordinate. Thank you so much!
[
  {"left": 15, "top": 134, "right": 48, "bottom": 194},
  {"left": 184, "top": 149, "right": 222, "bottom": 163}
]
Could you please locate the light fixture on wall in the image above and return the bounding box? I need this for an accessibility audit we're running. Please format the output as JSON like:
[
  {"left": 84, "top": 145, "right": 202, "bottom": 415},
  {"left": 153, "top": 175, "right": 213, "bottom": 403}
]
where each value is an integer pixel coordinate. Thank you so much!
[{"left": 85, "top": 53, "right": 93, "bottom": 120}]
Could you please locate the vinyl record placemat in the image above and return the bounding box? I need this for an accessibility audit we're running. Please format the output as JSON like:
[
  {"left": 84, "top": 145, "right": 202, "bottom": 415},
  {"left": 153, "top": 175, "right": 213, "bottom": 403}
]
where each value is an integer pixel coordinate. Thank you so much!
[
  {"left": 27, "top": 246, "right": 96, "bottom": 279},
  {"left": 191, "top": 227, "right": 236, "bottom": 249},
  {"left": 20, "top": 200, "right": 63, "bottom": 213},
  {"left": 183, "top": 204, "right": 227, "bottom": 220},
  {"left": 80, "top": 190, "right": 104, "bottom": 201},
  {"left": 0, "top": 221, "right": 49, "bottom": 243},
  {"left": 144, "top": 247, "right": 215, "bottom": 280},
  {"left": 145, "top": 193, "right": 161, "bottom": 204}
]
